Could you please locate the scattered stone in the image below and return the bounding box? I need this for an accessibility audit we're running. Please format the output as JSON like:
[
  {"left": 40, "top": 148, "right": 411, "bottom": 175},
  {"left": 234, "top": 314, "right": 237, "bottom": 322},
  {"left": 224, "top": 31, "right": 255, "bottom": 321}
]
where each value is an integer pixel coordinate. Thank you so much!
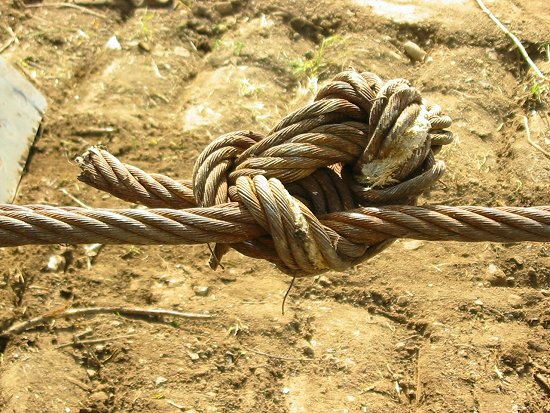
[
  {"left": 174, "top": 46, "right": 191, "bottom": 58},
  {"left": 86, "top": 369, "right": 97, "bottom": 378},
  {"left": 508, "top": 256, "right": 524, "bottom": 268},
  {"left": 507, "top": 294, "right": 523, "bottom": 309},
  {"left": 187, "top": 351, "right": 200, "bottom": 361},
  {"left": 138, "top": 41, "right": 151, "bottom": 53},
  {"left": 192, "top": 5, "right": 212, "bottom": 19},
  {"left": 473, "top": 299, "right": 484, "bottom": 306},
  {"left": 403, "top": 40, "right": 426, "bottom": 62},
  {"left": 458, "top": 349, "right": 467, "bottom": 358},
  {"left": 301, "top": 341, "right": 315, "bottom": 357},
  {"left": 317, "top": 275, "right": 332, "bottom": 287},
  {"left": 527, "top": 340, "right": 549, "bottom": 352},
  {"left": 193, "top": 286, "right": 210, "bottom": 296},
  {"left": 479, "top": 81, "right": 492, "bottom": 90},
  {"left": 254, "top": 367, "right": 267, "bottom": 377},
  {"left": 105, "top": 35, "right": 121, "bottom": 50},
  {"left": 403, "top": 240, "right": 423, "bottom": 251},
  {"left": 89, "top": 391, "right": 109, "bottom": 403},
  {"left": 220, "top": 275, "right": 237, "bottom": 283},
  {"left": 214, "top": 1, "right": 233, "bottom": 16},
  {"left": 486, "top": 263, "right": 506, "bottom": 286},
  {"left": 501, "top": 345, "right": 529, "bottom": 373},
  {"left": 155, "top": 376, "right": 168, "bottom": 386},
  {"left": 486, "top": 263, "right": 498, "bottom": 274},
  {"left": 396, "top": 295, "right": 411, "bottom": 307},
  {"left": 46, "top": 255, "right": 65, "bottom": 272}
]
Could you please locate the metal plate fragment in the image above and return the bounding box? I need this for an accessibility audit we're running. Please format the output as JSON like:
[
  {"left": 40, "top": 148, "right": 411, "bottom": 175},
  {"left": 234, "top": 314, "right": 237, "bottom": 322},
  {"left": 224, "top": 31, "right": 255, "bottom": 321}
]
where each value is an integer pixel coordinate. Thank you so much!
[{"left": 0, "top": 56, "right": 47, "bottom": 203}]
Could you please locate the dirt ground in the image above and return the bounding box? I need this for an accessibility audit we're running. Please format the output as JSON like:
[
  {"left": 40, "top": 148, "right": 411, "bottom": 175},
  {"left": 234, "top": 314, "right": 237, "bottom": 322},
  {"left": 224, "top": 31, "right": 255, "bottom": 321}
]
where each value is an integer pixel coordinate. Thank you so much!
[{"left": 0, "top": 0, "right": 549, "bottom": 412}]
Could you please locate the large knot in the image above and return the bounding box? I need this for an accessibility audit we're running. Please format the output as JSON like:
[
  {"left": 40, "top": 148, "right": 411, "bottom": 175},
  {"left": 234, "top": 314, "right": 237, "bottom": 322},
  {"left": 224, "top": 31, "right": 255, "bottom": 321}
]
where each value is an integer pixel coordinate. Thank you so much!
[{"left": 191, "top": 70, "right": 454, "bottom": 275}]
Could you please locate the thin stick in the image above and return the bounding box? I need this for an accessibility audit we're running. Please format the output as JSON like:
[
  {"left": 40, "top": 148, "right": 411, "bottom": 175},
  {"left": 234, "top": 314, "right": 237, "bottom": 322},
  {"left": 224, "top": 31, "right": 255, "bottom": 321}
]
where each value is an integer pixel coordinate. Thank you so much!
[
  {"left": 1, "top": 306, "right": 214, "bottom": 336},
  {"left": 55, "top": 333, "right": 137, "bottom": 349},
  {"left": 60, "top": 188, "right": 93, "bottom": 209},
  {"left": 534, "top": 373, "right": 550, "bottom": 395},
  {"left": 242, "top": 346, "right": 312, "bottom": 362},
  {"left": 65, "top": 375, "right": 93, "bottom": 391},
  {"left": 24, "top": 2, "right": 109, "bottom": 20},
  {"left": 474, "top": 0, "right": 545, "bottom": 79},
  {"left": 0, "top": 27, "right": 18, "bottom": 54},
  {"left": 281, "top": 276, "right": 296, "bottom": 315},
  {"left": 522, "top": 115, "right": 550, "bottom": 159}
]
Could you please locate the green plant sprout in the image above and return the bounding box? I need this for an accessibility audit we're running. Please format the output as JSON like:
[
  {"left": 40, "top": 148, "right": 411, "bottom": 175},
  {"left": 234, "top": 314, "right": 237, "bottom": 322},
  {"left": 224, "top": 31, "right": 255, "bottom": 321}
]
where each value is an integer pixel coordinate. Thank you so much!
[
  {"left": 290, "top": 35, "right": 341, "bottom": 80},
  {"left": 139, "top": 9, "right": 155, "bottom": 41},
  {"left": 233, "top": 40, "right": 245, "bottom": 56}
]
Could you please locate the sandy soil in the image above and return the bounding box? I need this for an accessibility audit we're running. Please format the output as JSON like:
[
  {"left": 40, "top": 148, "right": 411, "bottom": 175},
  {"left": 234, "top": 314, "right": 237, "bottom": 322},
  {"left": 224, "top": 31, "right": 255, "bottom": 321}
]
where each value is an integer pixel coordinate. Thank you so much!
[{"left": 0, "top": 0, "right": 549, "bottom": 412}]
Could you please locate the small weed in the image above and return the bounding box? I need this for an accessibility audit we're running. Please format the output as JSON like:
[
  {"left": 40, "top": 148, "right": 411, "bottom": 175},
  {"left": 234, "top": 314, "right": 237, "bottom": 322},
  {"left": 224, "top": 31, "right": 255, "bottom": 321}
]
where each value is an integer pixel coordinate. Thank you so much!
[
  {"left": 290, "top": 35, "right": 341, "bottom": 80},
  {"left": 522, "top": 78, "right": 549, "bottom": 109},
  {"left": 122, "top": 246, "right": 142, "bottom": 259},
  {"left": 212, "top": 39, "right": 245, "bottom": 56},
  {"left": 240, "top": 78, "right": 262, "bottom": 97},
  {"left": 177, "top": 0, "right": 192, "bottom": 9},
  {"left": 530, "top": 81, "right": 547, "bottom": 99},
  {"left": 139, "top": 9, "right": 155, "bottom": 41},
  {"left": 233, "top": 40, "right": 245, "bottom": 56},
  {"left": 226, "top": 319, "right": 249, "bottom": 336},
  {"left": 538, "top": 40, "right": 550, "bottom": 61}
]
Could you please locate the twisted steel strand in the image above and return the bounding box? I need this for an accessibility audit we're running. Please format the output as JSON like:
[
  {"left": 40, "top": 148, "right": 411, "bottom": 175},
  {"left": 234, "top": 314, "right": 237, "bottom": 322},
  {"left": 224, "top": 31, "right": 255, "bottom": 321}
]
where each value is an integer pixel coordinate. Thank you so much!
[
  {"left": 0, "top": 204, "right": 548, "bottom": 246},
  {"left": 77, "top": 147, "right": 195, "bottom": 208}
]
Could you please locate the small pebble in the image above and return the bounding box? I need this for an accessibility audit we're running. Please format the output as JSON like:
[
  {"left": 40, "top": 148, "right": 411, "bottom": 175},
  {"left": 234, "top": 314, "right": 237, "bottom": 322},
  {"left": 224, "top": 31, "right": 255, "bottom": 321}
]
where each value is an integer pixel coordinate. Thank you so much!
[
  {"left": 403, "top": 240, "right": 423, "bottom": 251},
  {"left": 507, "top": 294, "right": 523, "bottom": 308},
  {"left": 193, "top": 286, "right": 210, "bottom": 296},
  {"left": 46, "top": 255, "right": 65, "bottom": 272},
  {"left": 213, "top": 1, "right": 233, "bottom": 16},
  {"left": 89, "top": 391, "right": 109, "bottom": 403},
  {"left": 174, "top": 46, "right": 191, "bottom": 58},
  {"left": 187, "top": 351, "right": 200, "bottom": 361},
  {"left": 403, "top": 40, "right": 426, "bottom": 62},
  {"left": 155, "top": 376, "right": 168, "bottom": 386},
  {"left": 105, "top": 35, "right": 121, "bottom": 50},
  {"left": 317, "top": 275, "right": 332, "bottom": 287},
  {"left": 138, "top": 41, "right": 151, "bottom": 53}
]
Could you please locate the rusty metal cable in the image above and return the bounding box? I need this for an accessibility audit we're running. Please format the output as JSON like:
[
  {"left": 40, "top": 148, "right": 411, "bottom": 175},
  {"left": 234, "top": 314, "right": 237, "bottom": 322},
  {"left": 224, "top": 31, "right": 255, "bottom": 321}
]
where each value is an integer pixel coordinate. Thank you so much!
[
  {"left": 2, "top": 70, "right": 549, "bottom": 276},
  {"left": 0, "top": 202, "right": 548, "bottom": 275}
]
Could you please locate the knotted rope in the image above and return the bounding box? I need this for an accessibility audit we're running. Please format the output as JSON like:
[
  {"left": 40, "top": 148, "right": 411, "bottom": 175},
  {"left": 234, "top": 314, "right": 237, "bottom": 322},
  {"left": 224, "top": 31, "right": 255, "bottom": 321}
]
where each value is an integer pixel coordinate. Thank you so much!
[{"left": 1, "top": 70, "right": 549, "bottom": 276}]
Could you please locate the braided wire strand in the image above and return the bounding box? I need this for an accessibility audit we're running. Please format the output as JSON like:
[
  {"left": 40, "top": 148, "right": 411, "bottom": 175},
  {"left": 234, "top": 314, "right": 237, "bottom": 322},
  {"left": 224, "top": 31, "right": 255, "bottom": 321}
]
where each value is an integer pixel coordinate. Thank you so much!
[{"left": 1, "top": 204, "right": 548, "bottom": 265}]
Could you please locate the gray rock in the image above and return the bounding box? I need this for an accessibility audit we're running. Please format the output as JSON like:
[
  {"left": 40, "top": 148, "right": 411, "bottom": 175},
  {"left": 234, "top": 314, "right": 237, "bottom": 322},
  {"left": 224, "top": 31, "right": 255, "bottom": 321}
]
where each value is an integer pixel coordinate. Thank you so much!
[
  {"left": 214, "top": 2, "right": 233, "bottom": 16},
  {"left": 193, "top": 286, "right": 210, "bottom": 296}
]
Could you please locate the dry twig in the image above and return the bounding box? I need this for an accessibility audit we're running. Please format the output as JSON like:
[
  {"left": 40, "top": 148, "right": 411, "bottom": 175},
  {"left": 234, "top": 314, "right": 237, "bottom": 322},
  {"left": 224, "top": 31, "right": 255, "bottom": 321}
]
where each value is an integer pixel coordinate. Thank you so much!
[
  {"left": 60, "top": 188, "right": 93, "bottom": 209},
  {"left": 475, "top": 0, "right": 545, "bottom": 79},
  {"left": 24, "top": 2, "right": 109, "bottom": 20},
  {"left": 1, "top": 306, "right": 214, "bottom": 337},
  {"left": 0, "top": 26, "right": 18, "bottom": 54},
  {"left": 534, "top": 373, "right": 550, "bottom": 395},
  {"left": 55, "top": 333, "right": 137, "bottom": 349},
  {"left": 522, "top": 115, "right": 550, "bottom": 159}
]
